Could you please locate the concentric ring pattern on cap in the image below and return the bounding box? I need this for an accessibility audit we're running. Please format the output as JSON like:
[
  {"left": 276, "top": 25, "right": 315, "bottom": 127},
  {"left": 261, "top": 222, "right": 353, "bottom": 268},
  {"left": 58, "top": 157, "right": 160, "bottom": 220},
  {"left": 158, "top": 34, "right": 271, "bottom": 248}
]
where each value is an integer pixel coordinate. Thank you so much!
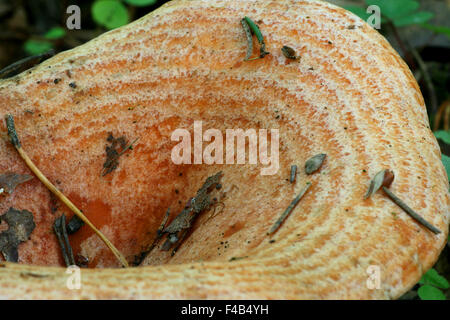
[{"left": 0, "top": 0, "right": 448, "bottom": 299}]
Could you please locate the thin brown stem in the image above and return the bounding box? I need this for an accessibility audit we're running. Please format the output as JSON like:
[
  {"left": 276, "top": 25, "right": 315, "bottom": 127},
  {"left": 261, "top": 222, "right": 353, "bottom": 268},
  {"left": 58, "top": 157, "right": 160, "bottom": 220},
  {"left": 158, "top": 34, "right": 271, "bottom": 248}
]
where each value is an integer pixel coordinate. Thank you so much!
[
  {"left": 268, "top": 182, "right": 312, "bottom": 235},
  {"left": 5, "top": 115, "right": 129, "bottom": 267},
  {"left": 382, "top": 187, "right": 441, "bottom": 234}
]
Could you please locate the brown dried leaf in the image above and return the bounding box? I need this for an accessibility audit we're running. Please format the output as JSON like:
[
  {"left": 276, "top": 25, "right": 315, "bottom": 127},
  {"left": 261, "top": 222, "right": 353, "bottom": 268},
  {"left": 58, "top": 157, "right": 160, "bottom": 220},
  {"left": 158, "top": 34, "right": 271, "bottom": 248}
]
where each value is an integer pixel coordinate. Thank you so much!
[
  {"left": 0, "top": 172, "right": 33, "bottom": 195},
  {"left": 161, "top": 172, "right": 223, "bottom": 251},
  {"left": 0, "top": 207, "right": 36, "bottom": 262},
  {"left": 102, "top": 133, "right": 138, "bottom": 176},
  {"left": 364, "top": 169, "right": 395, "bottom": 199}
]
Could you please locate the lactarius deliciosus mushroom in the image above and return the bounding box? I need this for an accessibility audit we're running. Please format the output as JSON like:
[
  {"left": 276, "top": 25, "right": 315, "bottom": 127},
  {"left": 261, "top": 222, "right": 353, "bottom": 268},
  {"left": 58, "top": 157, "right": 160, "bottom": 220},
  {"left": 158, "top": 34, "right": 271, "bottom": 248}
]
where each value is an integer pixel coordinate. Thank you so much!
[{"left": 0, "top": 0, "right": 448, "bottom": 299}]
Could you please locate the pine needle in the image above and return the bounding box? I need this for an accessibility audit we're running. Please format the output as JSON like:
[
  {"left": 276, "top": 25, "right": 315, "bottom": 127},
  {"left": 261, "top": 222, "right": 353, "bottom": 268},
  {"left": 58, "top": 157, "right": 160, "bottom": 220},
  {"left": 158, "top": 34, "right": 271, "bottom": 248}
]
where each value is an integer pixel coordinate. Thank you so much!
[{"left": 5, "top": 115, "right": 129, "bottom": 267}]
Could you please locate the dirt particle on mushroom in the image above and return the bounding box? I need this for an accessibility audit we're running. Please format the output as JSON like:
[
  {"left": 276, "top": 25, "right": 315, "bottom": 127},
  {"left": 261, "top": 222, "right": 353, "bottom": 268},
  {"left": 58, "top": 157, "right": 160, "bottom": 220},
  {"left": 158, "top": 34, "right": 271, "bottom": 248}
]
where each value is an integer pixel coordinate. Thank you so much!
[
  {"left": 102, "top": 133, "right": 139, "bottom": 176},
  {"left": 281, "top": 46, "right": 300, "bottom": 60}
]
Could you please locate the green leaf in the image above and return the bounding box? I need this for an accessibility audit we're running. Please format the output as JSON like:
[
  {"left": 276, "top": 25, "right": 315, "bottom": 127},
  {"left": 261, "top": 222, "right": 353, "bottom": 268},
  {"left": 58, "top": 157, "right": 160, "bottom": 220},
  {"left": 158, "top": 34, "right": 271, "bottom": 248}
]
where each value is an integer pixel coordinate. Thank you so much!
[
  {"left": 44, "top": 27, "right": 66, "bottom": 40},
  {"left": 123, "top": 0, "right": 157, "bottom": 6},
  {"left": 418, "top": 285, "right": 446, "bottom": 300},
  {"left": 344, "top": 6, "right": 372, "bottom": 21},
  {"left": 435, "top": 131, "right": 450, "bottom": 145},
  {"left": 92, "top": 0, "right": 129, "bottom": 30},
  {"left": 23, "top": 40, "right": 54, "bottom": 55},
  {"left": 419, "top": 268, "right": 449, "bottom": 289},
  {"left": 422, "top": 23, "right": 450, "bottom": 39},
  {"left": 365, "top": 0, "right": 419, "bottom": 20},
  {"left": 393, "top": 11, "right": 434, "bottom": 27},
  {"left": 443, "top": 155, "right": 450, "bottom": 181}
]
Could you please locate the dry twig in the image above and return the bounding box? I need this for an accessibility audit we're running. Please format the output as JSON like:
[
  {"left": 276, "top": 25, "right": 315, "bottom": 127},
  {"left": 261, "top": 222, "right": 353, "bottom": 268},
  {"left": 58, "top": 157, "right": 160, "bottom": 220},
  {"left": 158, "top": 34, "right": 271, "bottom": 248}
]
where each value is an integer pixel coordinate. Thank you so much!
[{"left": 5, "top": 115, "right": 129, "bottom": 267}]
